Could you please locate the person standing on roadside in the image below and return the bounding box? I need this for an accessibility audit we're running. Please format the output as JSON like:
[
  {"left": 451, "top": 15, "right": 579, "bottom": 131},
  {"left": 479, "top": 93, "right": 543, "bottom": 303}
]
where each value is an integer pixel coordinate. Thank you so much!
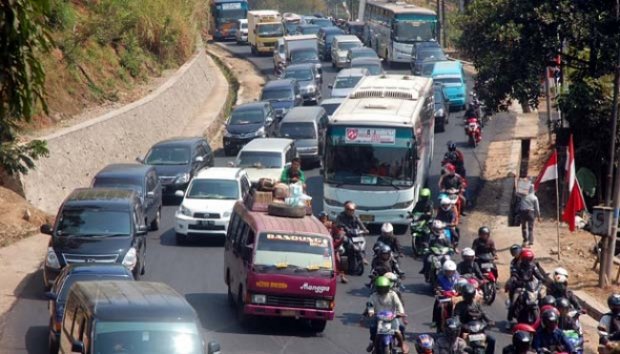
[{"left": 518, "top": 186, "right": 541, "bottom": 246}]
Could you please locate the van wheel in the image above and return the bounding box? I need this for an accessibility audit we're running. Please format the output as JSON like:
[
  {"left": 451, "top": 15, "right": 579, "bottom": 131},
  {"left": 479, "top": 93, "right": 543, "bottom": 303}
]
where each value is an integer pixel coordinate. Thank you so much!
[
  {"left": 309, "top": 319, "right": 327, "bottom": 333},
  {"left": 237, "top": 291, "right": 252, "bottom": 328},
  {"left": 140, "top": 251, "right": 146, "bottom": 275},
  {"left": 176, "top": 233, "right": 187, "bottom": 245},
  {"left": 227, "top": 273, "right": 235, "bottom": 307},
  {"left": 149, "top": 209, "right": 161, "bottom": 231}
]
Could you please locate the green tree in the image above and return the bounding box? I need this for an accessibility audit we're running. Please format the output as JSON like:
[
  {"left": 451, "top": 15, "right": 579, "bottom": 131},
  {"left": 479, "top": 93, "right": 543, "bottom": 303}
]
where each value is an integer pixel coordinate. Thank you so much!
[{"left": 0, "top": 0, "right": 51, "bottom": 175}]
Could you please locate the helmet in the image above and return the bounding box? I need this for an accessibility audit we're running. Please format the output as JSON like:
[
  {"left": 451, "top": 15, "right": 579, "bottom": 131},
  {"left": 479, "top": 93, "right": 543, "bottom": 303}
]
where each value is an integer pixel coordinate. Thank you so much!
[
  {"left": 384, "top": 272, "right": 398, "bottom": 282},
  {"left": 541, "top": 309, "right": 559, "bottom": 329},
  {"left": 540, "top": 305, "right": 559, "bottom": 316},
  {"left": 444, "top": 163, "right": 456, "bottom": 174},
  {"left": 462, "top": 247, "right": 475, "bottom": 257},
  {"left": 461, "top": 283, "right": 476, "bottom": 300},
  {"left": 556, "top": 297, "right": 571, "bottom": 311},
  {"left": 520, "top": 249, "right": 535, "bottom": 262},
  {"left": 381, "top": 222, "right": 394, "bottom": 235},
  {"left": 432, "top": 220, "right": 446, "bottom": 231},
  {"left": 553, "top": 267, "right": 569, "bottom": 284},
  {"left": 415, "top": 334, "right": 434, "bottom": 354},
  {"left": 510, "top": 244, "right": 522, "bottom": 258},
  {"left": 608, "top": 293, "right": 620, "bottom": 312},
  {"left": 319, "top": 211, "right": 328, "bottom": 219},
  {"left": 446, "top": 317, "right": 461, "bottom": 337},
  {"left": 420, "top": 188, "right": 431, "bottom": 199},
  {"left": 512, "top": 331, "right": 532, "bottom": 351},
  {"left": 455, "top": 277, "right": 469, "bottom": 293},
  {"left": 375, "top": 276, "right": 391, "bottom": 291},
  {"left": 440, "top": 197, "right": 451, "bottom": 207},
  {"left": 448, "top": 142, "right": 457, "bottom": 151},
  {"left": 540, "top": 295, "right": 557, "bottom": 308},
  {"left": 512, "top": 323, "right": 536, "bottom": 334},
  {"left": 379, "top": 244, "right": 392, "bottom": 256},
  {"left": 443, "top": 260, "right": 457, "bottom": 272},
  {"left": 478, "top": 226, "right": 490, "bottom": 236},
  {"left": 373, "top": 241, "right": 386, "bottom": 253}
]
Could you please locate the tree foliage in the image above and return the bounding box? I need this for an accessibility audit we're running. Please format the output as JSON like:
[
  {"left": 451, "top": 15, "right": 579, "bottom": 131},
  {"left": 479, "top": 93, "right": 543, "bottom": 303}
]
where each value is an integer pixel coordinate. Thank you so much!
[
  {"left": 0, "top": 0, "right": 51, "bottom": 175},
  {"left": 249, "top": 0, "right": 326, "bottom": 15}
]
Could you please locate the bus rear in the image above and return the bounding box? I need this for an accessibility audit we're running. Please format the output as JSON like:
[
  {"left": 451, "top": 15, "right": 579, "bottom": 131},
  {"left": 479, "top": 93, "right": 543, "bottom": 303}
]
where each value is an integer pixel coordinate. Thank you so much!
[{"left": 211, "top": 0, "right": 249, "bottom": 41}]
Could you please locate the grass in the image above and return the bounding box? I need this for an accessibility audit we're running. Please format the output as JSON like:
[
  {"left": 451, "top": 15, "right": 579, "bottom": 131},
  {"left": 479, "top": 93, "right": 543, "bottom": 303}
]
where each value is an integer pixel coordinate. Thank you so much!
[{"left": 206, "top": 50, "right": 240, "bottom": 124}]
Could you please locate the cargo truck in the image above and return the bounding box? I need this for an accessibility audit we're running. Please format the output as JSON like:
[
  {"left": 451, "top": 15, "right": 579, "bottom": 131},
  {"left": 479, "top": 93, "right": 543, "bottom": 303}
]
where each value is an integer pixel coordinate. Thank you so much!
[{"left": 248, "top": 10, "right": 284, "bottom": 55}]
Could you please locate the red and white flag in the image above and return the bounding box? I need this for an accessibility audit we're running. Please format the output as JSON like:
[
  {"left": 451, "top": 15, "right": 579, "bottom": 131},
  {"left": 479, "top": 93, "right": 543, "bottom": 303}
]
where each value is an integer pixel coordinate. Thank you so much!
[
  {"left": 561, "top": 135, "right": 586, "bottom": 231},
  {"left": 534, "top": 150, "right": 558, "bottom": 191}
]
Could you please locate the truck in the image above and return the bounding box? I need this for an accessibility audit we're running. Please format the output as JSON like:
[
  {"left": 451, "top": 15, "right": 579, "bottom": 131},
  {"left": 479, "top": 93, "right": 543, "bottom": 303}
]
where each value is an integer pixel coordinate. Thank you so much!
[
  {"left": 283, "top": 35, "right": 322, "bottom": 78},
  {"left": 248, "top": 10, "right": 284, "bottom": 55}
]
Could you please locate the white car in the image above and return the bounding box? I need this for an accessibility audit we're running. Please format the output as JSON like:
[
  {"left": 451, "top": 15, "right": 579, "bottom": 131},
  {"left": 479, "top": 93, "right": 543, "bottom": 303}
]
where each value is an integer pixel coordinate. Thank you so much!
[
  {"left": 329, "top": 67, "right": 368, "bottom": 98},
  {"left": 236, "top": 19, "right": 248, "bottom": 44},
  {"left": 174, "top": 167, "right": 251, "bottom": 244},
  {"left": 234, "top": 138, "right": 297, "bottom": 184}
]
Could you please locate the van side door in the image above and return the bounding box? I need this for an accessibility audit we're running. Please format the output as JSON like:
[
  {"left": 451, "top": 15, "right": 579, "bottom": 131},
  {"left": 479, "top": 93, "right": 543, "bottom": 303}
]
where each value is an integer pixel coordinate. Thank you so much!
[
  {"left": 225, "top": 212, "right": 242, "bottom": 295},
  {"left": 318, "top": 111, "right": 329, "bottom": 156}
]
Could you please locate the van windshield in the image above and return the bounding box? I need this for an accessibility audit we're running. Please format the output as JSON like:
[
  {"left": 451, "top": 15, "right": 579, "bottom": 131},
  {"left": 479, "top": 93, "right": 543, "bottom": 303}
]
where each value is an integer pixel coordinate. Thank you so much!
[
  {"left": 237, "top": 151, "right": 282, "bottom": 168},
  {"left": 279, "top": 122, "right": 316, "bottom": 139},
  {"left": 95, "top": 321, "right": 203, "bottom": 354},
  {"left": 57, "top": 209, "right": 131, "bottom": 237},
  {"left": 338, "top": 41, "right": 361, "bottom": 51},
  {"left": 433, "top": 76, "right": 462, "bottom": 85},
  {"left": 254, "top": 232, "right": 333, "bottom": 274}
]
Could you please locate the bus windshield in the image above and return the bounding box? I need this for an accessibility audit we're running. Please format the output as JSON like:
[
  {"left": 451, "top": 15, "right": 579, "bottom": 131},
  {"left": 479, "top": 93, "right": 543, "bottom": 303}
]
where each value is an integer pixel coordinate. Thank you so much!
[
  {"left": 393, "top": 15, "right": 437, "bottom": 42},
  {"left": 325, "top": 126, "right": 416, "bottom": 187},
  {"left": 253, "top": 233, "right": 333, "bottom": 275},
  {"left": 257, "top": 23, "right": 284, "bottom": 37},
  {"left": 215, "top": 2, "right": 247, "bottom": 23}
]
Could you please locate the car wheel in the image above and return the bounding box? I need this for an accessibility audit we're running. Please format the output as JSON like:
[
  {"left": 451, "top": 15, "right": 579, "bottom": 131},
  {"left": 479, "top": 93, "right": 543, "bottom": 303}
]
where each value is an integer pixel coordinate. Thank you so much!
[
  {"left": 309, "top": 319, "right": 327, "bottom": 333},
  {"left": 176, "top": 233, "right": 187, "bottom": 245},
  {"left": 149, "top": 208, "right": 161, "bottom": 231}
]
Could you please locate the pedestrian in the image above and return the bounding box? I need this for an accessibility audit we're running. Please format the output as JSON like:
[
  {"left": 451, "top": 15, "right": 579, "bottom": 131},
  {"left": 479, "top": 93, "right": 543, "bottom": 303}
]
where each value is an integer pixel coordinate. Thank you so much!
[{"left": 518, "top": 186, "right": 541, "bottom": 246}]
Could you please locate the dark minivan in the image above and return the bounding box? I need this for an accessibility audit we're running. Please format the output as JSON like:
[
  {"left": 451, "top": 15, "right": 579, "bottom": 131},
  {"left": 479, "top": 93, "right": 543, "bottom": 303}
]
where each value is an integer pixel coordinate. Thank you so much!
[
  {"left": 140, "top": 137, "right": 214, "bottom": 196},
  {"left": 92, "top": 163, "right": 162, "bottom": 231},
  {"left": 59, "top": 281, "right": 221, "bottom": 354},
  {"left": 276, "top": 106, "right": 328, "bottom": 167},
  {"left": 260, "top": 79, "right": 303, "bottom": 120},
  {"left": 41, "top": 188, "right": 148, "bottom": 288},
  {"left": 317, "top": 26, "right": 344, "bottom": 61},
  {"left": 223, "top": 101, "right": 276, "bottom": 156}
]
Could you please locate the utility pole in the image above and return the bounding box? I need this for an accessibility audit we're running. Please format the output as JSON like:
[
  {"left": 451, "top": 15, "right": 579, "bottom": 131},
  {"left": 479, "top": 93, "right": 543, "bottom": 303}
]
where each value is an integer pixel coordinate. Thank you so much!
[
  {"left": 601, "top": 0, "right": 620, "bottom": 287},
  {"left": 437, "top": 0, "right": 442, "bottom": 46},
  {"left": 441, "top": 0, "right": 446, "bottom": 46}
]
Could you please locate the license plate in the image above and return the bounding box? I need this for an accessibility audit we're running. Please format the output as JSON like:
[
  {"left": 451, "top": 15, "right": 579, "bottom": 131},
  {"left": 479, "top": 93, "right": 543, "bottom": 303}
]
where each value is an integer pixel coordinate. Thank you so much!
[
  {"left": 198, "top": 220, "right": 214, "bottom": 226},
  {"left": 480, "top": 263, "right": 493, "bottom": 269},
  {"left": 469, "top": 333, "right": 486, "bottom": 342},
  {"left": 359, "top": 214, "right": 374, "bottom": 223},
  {"left": 281, "top": 310, "right": 297, "bottom": 317}
]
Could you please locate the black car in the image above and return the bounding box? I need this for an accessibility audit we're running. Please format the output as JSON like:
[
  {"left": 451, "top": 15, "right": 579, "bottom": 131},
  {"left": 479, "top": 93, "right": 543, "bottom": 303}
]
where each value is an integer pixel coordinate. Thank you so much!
[
  {"left": 282, "top": 63, "right": 322, "bottom": 104},
  {"left": 46, "top": 264, "right": 134, "bottom": 354},
  {"left": 140, "top": 137, "right": 214, "bottom": 196},
  {"left": 411, "top": 42, "right": 446, "bottom": 75},
  {"left": 345, "top": 21, "right": 366, "bottom": 42},
  {"left": 260, "top": 79, "right": 303, "bottom": 119},
  {"left": 296, "top": 24, "right": 320, "bottom": 36},
  {"left": 317, "top": 26, "right": 345, "bottom": 61},
  {"left": 434, "top": 83, "right": 450, "bottom": 132},
  {"left": 92, "top": 163, "right": 163, "bottom": 231},
  {"left": 223, "top": 101, "right": 276, "bottom": 156},
  {"left": 41, "top": 188, "right": 148, "bottom": 288},
  {"left": 309, "top": 17, "right": 333, "bottom": 28}
]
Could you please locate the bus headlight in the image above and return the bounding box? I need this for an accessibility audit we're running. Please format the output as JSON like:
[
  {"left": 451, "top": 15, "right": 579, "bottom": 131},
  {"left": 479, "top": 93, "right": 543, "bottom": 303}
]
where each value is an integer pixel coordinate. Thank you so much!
[
  {"left": 392, "top": 200, "right": 413, "bottom": 209},
  {"left": 316, "top": 300, "right": 330, "bottom": 309},
  {"left": 251, "top": 294, "right": 266, "bottom": 304}
]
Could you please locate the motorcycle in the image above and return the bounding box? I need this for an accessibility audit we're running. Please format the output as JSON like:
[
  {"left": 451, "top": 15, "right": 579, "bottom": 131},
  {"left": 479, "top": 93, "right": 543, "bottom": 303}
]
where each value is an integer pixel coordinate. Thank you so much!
[
  {"left": 562, "top": 310, "right": 584, "bottom": 354},
  {"left": 508, "top": 279, "right": 544, "bottom": 326},
  {"left": 426, "top": 245, "right": 454, "bottom": 287},
  {"left": 410, "top": 213, "right": 432, "bottom": 258},
  {"left": 465, "top": 117, "right": 482, "bottom": 147},
  {"left": 435, "top": 290, "right": 460, "bottom": 333},
  {"left": 367, "top": 303, "right": 405, "bottom": 354},
  {"left": 462, "top": 320, "right": 489, "bottom": 354},
  {"left": 476, "top": 253, "right": 497, "bottom": 305},
  {"left": 440, "top": 188, "right": 465, "bottom": 219},
  {"left": 343, "top": 227, "right": 367, "bottom": 276}
]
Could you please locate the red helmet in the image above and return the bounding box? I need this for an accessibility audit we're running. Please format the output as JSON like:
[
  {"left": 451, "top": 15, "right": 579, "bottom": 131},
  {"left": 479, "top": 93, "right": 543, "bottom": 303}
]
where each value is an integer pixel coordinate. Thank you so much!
[
  {"left": 520, "top": 249, "right": 535, "bottom": 262},
  {"left": 512, "top": 323, "right": 536, "bottom": 334},
  {"left": 540, "top": 305, "right": 559, "bottom": 316},
  {"left": 444, "top": 163, "right": 456, "bottom": 173}
]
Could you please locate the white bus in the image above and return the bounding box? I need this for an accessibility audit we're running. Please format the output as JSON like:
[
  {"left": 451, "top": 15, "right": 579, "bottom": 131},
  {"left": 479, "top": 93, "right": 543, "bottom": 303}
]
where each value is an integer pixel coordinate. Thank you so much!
[
  {"left": 360, "top": 0, "right": 438, "bottom": 64},
  {"left": 322, "top": 74, "right": 435, "bottom": 227}
]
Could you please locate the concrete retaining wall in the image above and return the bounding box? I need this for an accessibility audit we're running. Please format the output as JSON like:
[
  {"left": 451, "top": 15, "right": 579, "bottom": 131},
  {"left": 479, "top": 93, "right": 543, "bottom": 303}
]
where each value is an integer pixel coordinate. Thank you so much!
[{"left": 21, "top": 49, "right": 227, "bottom": 214}]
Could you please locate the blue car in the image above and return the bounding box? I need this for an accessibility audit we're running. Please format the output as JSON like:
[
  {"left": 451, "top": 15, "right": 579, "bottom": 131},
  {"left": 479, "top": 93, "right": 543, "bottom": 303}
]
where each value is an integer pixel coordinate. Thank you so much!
[
  {"left": 46, "top": 264, "right": 134, "bottom": 353},
  {"left": 259, "top": 79, "right": 303, "bottom": 119},
  {"left": 432, "top": 61, "right": 467, "bottom": 111}
]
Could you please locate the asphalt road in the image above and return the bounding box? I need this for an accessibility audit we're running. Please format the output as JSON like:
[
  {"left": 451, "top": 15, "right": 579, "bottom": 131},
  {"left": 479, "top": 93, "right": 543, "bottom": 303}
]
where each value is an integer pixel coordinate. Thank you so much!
[{"left": 0, "top": 42, "right": 511, "bottom": 354}]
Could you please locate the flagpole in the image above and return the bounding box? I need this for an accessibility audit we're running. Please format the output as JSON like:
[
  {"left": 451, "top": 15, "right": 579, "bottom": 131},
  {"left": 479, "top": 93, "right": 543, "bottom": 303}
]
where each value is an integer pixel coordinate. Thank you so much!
[{"left": 554, "top": 150, "right": 561, "bottom": 260}]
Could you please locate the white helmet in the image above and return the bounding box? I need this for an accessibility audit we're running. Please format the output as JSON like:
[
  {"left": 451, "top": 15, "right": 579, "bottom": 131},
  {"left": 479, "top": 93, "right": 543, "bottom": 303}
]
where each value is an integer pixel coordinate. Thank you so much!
[
  {"left": 432, "top": 220, "right": 446, "bottom": 230},
  {"left": 381, "top": 222, "right": 394, "bottom": 235},
  {"left": 553, "top": 267, "right": 569, "bottom": 283},
  {"left": 462, "top": 248, "right": 475, "bottom": 257},
  {"left": 384, "top": 272, "right": 398, "bottom": 281},
  {"left": 440, "top": 196, "right": 451, "bottom": 206},
  {"left": 443, "top": 260, "right": 457, "bottom": 272}
]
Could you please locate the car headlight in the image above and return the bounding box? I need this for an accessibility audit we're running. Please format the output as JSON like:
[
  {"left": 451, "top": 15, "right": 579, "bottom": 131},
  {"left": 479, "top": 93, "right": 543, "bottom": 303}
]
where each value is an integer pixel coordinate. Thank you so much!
[
  {"left": 393, "top": 200, "right": 414, "bottom": 209},
  {"left": 46, "top": 247, "right": 60, "bottom": 269},
  {"left": 306, "top": 85, "right": 316, "bottom": 93},
  {"left": 180, "top": 205, "right": 192, "bottom": 217},
  {"left": 254, "top": 126, "right": 266, "bottom": 137},
  {"left": 122, "top": 247, "right": 137, "bottom": 270},
  {"left": 324, "top": 198, "right": 344, "bottom": 207},
  {"left": 223, "top": 211, "right": 231, "bottom": 218},
  {"left": 175, "top": 172, "right": 190, "bottom": 184},
  {"left": 316, "top": 299, "right": 331, "bottom": 309},
  {"left": 251, "top": 294, "right": 266, "bottom": 304},
  {"left": 435, "top": 108, "right": 445, "bottom": 117}
]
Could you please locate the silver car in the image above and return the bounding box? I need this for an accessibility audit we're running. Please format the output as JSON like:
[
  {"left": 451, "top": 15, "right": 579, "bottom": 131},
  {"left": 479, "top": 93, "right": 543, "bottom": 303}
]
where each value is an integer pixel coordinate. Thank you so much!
[
  {"left": 331, "top": 35, "right": 363, "bottom": 69},
  {"left": 329, "top": 67, "right": 368, "bottom": 98},
  {"left": 350, "top": 57, "right": 384, "bottom": 76},
  {"left": 282, "top": 63, "right": 322, "bottom": 104}
]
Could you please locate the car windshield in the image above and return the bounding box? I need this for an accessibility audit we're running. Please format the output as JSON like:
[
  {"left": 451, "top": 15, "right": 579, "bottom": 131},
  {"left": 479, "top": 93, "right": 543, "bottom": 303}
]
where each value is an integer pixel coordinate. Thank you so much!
[
  {"left": 334, "top": 75, "right": 362, "bottom": 89},
  {"left": 284, "top": 68, "right": 313, "bottom": 81},
  {"left": 351, "top": 49, "right": 376, "bottom": 60},
  {"left": 92, "top": 178, "right": 144, "bottom": 197},
  {"left": 240, "top": 22, "right": 248, "bottom": 29},
  {"left": 57, "top": 209, "right": 131, "bottom": 237},
  {"left": 311, "top": 18, "right": 332, "bottom": 27},
  {"left": 338, "top": 41, "right": 361, "bottom": 51},
  {"left": 279, "top": 122, "right": 316, "bottom": 139},
  {"left": 291, "top": 49, "right": 318, "bottom": 62},
  {"left": 321, "top": 102, "right": 341, "bottom": 116},
  {"left": 229, "top": 108, "right": 265, "bottom": 125},
  {"left": 353, "top": 62, "right": 382, "bottom": 75},
  {"left": 433, "top": 76, "right": 462, "bottom": 85},
  {"left": 95, "top": 321, "right": 203, "bottom": 354},
  {"left": 145, "top": 146, "right": 190, "bottom": 165},
  {"left": 58, "top": 274, "right": 129, "bottom": 302},
  {"left": 237, "top": 151, "right": 282, "bottom": 168},
  {"left": 393, "top": 19, "right": 436, "bottom": 42},
  {"left": 261, "top": 87, "right": 293, "bottom": 101},
  {"left": 418, "top": 48, "right": 446, "bottom": 61},
  {"left": 257, "top": 23, "right": 284, "bottom": 37},
  {"left": 254, "top": 232, "right": 333, "bottom": 275},
  {"left": 186, "top": 179, "right": 239, "bottom": 200},
  {"left": 285, "top": 22, "right": 298, "bottom": 34}
]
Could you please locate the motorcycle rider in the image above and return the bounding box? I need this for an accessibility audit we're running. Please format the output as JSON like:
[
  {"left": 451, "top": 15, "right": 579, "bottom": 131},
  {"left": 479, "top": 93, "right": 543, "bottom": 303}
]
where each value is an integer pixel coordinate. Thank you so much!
[
  {"left": 419, "top": 220, "right": 453, "bottom": 277},
  {"left": 598, "top": 293, "right": 620, "bottom": 351},
  {"left": 443, "top": 142, "right": 466, "bottom": 178},
  {"left": 331, "top": 224, "right": 349, "bottom": 284},
  {"left": 435, "top": 196, "right": 459, "bottom": 247},
  {"left": 454, "top": 283, "right": 496, "bottom": 354},
  {"left": 365, "top": 276, "right": 408, "bottom": 353},
  {"left": 376, "top": 222, "right": 403, "bottom": 257},
  {"left": 434, "top": 318, "right": 470, "bottom": 354},
  {"left": 432, "top": 260, "right": 460, "bottom": 327},
  {"left": 438, "top": 163, "right": 467, "bottom": 216},
  {"left": 556, "top": 297, "right": 580, "bottom": 332},
  {"left": 532, "top": 309, "right": 575, "bottom": 353},
  {"left": 502, "top": 331, "right": 536, "bottom": 354},
  {"left": 509, "top": 244, "right": 523, "bottom": 272},
  {"left": 457, "top": 247, "right": 484, "bottom": 280},
  {"left": 412, "top": 188, "right": 434, "bottom": 220},
  {"left": 547, "top": 267, "right": 582, "bottom": 312},
  {"left": 415, "top": 334, "right": 435, "bottom": 354},
  {"left": 319, "top": 211, "right": 332, "bottom": 230},
  {"left": 472, "top": 226, "right": 498, "bottom": 280},
  {"left": 507, "top": 249, "right": 545, "bottom": 322},
  {"left": 371, "top": 244, "right": 405, "bottom": 279},
  {"left": 336, "top": 201, "right": 369, "bottom": 264}
]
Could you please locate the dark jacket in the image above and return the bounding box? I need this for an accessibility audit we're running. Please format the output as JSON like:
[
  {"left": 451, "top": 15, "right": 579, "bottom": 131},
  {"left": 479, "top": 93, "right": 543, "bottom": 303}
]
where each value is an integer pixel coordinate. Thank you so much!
[
  {"left": 336, "top": 212, "right": 367, "bottom": 232},
  {"left": 436, "top": 208, "right": 457, "bottom": 225},
  {"left": 371, "top": 257, "right": 404, "bottom": 276},
  {"left": 454, "top": 300, "right": 492, "bottom": 324},
  {"left": 532, "top": 328, "right": 575, "bottom": 353},
  {"left": 547, "top": 283, "right": 582, "bottom": 311},
  {"left": 472, "top": 237, "right": 497, "bottom": 257},
  {"left": 510, "top": 263, "right": 545, "bottom": 286},
  {"left": 440, "top": 174, "right": 464, "bottom": 190},
  {"left": 376, "top": 234, "right": 402, "bottom": 255},
  {"left": 412, "top": 199, "right": 434, "bottom": 217},
  {"left": 457, "top": 260, "right": 484, "bottom": 280}
]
